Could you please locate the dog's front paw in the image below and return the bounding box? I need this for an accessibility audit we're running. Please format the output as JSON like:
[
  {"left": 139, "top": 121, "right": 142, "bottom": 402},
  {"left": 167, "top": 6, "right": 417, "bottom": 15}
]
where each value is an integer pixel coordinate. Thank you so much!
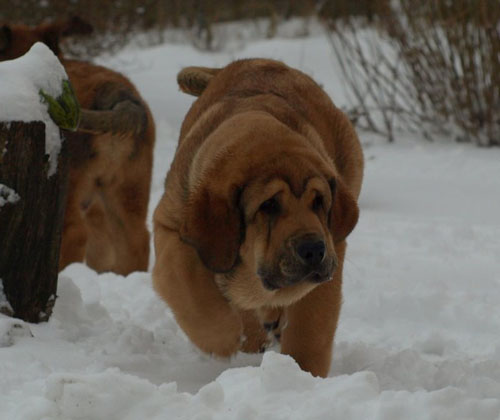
[{"left": 195, "top": 312, "right": 243, "bottom": 358}]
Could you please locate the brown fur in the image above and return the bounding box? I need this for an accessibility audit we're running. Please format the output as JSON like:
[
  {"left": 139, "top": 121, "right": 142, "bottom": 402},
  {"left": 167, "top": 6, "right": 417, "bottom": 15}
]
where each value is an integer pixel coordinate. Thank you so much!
[
  {"left": 153, "top": 59, "right": 363, "bottom": 377},
  {"left": 1, "top": 20, "right": 155, "bottom": 275}
]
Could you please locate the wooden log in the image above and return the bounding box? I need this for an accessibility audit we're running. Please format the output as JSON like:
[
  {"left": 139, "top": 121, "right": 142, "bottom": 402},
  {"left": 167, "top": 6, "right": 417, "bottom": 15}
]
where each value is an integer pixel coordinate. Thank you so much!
[{"left": 0, "top": 121, "right": 68, "bottom": 322}]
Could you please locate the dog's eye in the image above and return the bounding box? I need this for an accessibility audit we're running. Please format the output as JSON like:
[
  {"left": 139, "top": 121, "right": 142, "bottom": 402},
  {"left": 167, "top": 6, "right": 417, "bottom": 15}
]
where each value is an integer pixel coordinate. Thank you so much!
[
  {"left": 312, "top": 194, "right": 324, "bottom": 211},
  {"left": 259, "top": 197, "right": 280, "bottom": 215}
]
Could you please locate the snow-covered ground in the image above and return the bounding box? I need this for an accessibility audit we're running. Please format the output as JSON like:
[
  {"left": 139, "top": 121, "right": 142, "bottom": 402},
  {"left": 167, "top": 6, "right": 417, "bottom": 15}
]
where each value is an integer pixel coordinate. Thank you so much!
[{"left": 1, "top": 29, "right": 500, "bottom": 420}]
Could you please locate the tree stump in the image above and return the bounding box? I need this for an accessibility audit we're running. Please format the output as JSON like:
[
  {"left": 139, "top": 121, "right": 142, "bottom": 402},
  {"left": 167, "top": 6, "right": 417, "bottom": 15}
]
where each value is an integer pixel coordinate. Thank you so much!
[{"left": 0, "top": 121, "right": 69, "bottom": 322}]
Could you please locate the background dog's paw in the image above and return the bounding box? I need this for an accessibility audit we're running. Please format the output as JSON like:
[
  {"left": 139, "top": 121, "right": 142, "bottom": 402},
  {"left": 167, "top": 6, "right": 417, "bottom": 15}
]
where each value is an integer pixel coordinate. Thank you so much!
[
  {"left": 240, "top": 330, "right": 271, "bottom": 354},
  {"left": 238, "top": 308, "right": 278, "bottom": 354},
  {"left": 259, "top": 307, "right": 286, "bottom": 342}
]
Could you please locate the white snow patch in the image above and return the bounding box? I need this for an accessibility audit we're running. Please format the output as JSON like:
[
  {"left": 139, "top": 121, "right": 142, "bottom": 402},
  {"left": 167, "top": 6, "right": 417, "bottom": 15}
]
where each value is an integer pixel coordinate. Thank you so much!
[
  {"left": 0, "top": 184, "right": 20, "bottom": 207},
  {"left": 0, "top": 42, "right": 67, "bottom": 176}
]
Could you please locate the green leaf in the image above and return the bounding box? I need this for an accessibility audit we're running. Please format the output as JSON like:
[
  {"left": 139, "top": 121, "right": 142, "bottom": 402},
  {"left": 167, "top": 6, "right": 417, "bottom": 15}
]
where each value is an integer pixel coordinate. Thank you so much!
[{"left": 39, "top": 79, "right": 81, "bottom": 131}]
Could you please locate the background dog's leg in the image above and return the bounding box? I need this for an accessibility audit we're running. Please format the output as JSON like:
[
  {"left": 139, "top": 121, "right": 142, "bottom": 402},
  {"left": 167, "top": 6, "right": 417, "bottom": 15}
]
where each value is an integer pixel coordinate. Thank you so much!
[
  {"left": 84, "top": 198, "right": 116, "bottom": 273},
  {"left": 58, "top": 175, "right": 88, "bottom": 271},
  {"left": 102, "top": 172, "right": 151, "bottom": 275},
  {"left": 280, "top": 241, "right": 346, "bottom": 378},
  {"left": 153, "top": 225, "right": 243, "bottom": 357}
]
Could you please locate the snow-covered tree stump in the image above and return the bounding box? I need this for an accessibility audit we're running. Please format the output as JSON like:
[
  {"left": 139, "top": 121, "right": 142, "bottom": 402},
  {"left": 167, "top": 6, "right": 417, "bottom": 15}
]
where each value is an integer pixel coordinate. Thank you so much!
[
  {"left": 0, "top": 42, "right": 80, "bottom": 322},
  {"left": 0, "top": 121, "right": 69, "bottom": 322}
]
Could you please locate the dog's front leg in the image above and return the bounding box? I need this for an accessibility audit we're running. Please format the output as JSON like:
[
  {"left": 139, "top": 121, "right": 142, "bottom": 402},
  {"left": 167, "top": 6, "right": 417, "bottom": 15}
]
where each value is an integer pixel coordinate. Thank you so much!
[
  {"left": 280, "top": 241, "right": 346, "bottom": 377},
  {"left": 153, "top": 225, "right": 243, "bottom": 358}
]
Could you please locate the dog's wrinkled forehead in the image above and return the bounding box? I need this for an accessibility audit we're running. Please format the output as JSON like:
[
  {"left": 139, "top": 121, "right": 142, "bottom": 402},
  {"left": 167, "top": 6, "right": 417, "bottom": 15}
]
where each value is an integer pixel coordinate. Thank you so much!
[
  {"left": 244, "top": 151, "right": 335, "bottom": 193},
  {"left": 241, "top": 171, "right": 333, "bottom": 215},
  {"left": 260, "top": 174, "right": 325, "bottom": 198}
]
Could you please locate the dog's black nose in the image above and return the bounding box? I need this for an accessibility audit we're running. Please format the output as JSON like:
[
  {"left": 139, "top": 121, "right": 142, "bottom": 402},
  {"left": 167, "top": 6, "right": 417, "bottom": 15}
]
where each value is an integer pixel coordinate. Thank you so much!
[{"left": 297, "top": 240, "right": 325, "bottom": 267}]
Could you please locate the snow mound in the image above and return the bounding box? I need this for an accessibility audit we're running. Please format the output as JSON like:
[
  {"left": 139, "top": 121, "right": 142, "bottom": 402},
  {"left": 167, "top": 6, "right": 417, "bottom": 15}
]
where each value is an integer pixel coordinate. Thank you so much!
[
  {"left": 0, "top": 42, "right": 67, "bottom": 176},
  {"left": 3, "top": 350, "right": 499, "bottom": 420}
]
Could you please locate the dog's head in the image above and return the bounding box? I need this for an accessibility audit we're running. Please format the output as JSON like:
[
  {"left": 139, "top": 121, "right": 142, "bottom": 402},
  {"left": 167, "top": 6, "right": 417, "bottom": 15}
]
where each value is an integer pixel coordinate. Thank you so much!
[
  {"left": 180, "top": 114, "right": 359, "bottom": 308},
  {"left": 0, "top": 17, "right": 92, "bottom": 61}
]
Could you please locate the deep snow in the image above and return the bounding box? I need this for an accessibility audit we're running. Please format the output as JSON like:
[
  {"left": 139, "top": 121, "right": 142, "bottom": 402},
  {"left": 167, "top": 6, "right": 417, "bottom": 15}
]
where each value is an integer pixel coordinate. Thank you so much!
[{"left": 1, "top": 28, "right": 500, "bottom": 420}]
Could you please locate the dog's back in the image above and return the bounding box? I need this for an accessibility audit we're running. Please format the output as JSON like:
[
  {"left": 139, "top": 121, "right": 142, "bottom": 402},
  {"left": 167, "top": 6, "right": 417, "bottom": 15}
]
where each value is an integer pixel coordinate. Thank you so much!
[{"left": 177, "top": 59, "right": 363, "bottom": 199}]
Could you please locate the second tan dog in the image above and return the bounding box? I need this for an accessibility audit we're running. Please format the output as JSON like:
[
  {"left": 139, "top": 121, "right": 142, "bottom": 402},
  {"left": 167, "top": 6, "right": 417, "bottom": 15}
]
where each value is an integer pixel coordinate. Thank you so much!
[
  {"left": 153, "top": 59, "right": 363, "bottom": 377},
  {"left": 1, "top": 19, "right": 155, "bottom": 275}
]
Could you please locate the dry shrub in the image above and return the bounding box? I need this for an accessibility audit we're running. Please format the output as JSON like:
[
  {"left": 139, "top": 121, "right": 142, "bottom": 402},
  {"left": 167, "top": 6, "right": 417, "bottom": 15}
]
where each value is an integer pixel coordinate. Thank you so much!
[
  {"left": 318, "top": 0, "right": 390, "bottom": 22},
  {"left": 327, "top": 0, "right": 500, "bottom": 146}
]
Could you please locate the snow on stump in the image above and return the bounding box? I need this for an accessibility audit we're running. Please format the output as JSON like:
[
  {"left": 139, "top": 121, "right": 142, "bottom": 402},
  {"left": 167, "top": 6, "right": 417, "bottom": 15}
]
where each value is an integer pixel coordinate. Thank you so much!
[{"left": 0, "top": 43, "right": 79, "bottom": 322}]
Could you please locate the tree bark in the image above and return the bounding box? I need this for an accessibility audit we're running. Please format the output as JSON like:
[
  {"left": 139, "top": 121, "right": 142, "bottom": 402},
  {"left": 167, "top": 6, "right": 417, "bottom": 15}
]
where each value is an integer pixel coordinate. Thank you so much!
[{"left": 0, "top": 121, "right": 68, "bottom": 323}]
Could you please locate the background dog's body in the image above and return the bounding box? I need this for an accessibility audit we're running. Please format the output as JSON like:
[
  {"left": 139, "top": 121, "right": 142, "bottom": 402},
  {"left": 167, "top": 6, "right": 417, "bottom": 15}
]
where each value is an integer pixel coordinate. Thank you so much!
[
  {"left": 154, "top": 59, "right": 363, "bottom": 377},
  {"left": 1, "top": 21, "right": 155, "bottom": 274}
]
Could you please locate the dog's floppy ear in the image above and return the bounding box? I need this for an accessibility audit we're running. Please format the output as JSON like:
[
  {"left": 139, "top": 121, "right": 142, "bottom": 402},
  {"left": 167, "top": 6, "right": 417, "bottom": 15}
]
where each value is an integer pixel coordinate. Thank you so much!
[
  {"left": 180, "top": 185, "right": 243, "bottom": 273},
  {"left": 177, "top": 66, "right": 221, "bottom": 97},
  {"left": 329, "top": 178, "right": 359, "bottom": 243},
  {"left": 0, "top": 25, "right": 12, "bottom": 52}
]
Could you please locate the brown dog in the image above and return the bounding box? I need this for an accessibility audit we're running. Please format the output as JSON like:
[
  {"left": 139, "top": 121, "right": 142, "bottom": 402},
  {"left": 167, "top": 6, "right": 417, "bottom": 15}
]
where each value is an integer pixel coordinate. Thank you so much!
[
  {"left": 0, "top": 19, "right": 155, "bottom": 275},
  {"left": 153, "top": 59, "right": 363, "bottom": 377}
]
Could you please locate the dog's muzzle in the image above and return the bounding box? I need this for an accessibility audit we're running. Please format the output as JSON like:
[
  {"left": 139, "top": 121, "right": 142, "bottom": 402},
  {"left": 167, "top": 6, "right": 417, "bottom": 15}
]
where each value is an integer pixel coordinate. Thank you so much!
[
  {"left": 296, "top": 237, "right": 326, "bottom": 269},
  {"left": 258, "top": 233, "right": 336, "bottom": 290}
]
